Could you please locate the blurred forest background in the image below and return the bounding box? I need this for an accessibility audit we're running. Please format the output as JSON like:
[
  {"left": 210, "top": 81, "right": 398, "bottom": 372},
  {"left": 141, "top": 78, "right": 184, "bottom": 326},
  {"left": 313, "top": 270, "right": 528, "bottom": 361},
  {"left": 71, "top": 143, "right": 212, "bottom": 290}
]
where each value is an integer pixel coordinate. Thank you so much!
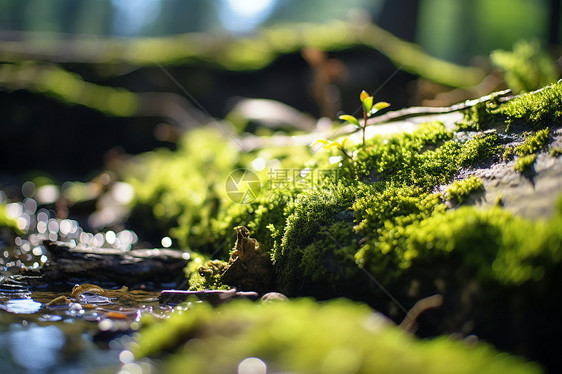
[{"left": 0, "top": 0, "right": 560, "bottom": 183}]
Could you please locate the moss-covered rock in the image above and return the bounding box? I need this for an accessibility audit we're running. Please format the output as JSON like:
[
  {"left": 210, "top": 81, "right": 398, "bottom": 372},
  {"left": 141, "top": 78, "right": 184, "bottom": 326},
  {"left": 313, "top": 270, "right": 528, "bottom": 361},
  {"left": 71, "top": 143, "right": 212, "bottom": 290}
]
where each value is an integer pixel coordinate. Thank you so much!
[
  {"left": 353, "top": 122, "right": 499, "bottom": 189},
  {"left": 188, "top": 257, "right": 230, "bottom": 291},
  {"left": 513, "top": 153, "right": 538, "bottom": 172},
  {"left": 127, "top": 81, "right": 562, "bottom": 371},
  {"left": 515, "top": 128, "right": 550, "bottom": 156},
  {"left": 457, "top": 91, "right": 507, "bottom": 131},
  {"left": 459, "top": 81, "right": 562, "bottom": 131},
  {"left": 273, "top": 184, "right": 360, "bottom": 296}
]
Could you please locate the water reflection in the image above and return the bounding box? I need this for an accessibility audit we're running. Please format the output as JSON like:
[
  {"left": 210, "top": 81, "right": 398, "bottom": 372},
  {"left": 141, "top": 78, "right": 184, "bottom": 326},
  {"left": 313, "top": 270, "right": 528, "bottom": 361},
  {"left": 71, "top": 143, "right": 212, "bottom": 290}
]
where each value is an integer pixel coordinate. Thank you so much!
[
  {"left": 0, "top": 276, "right": 162, "bottom": 374},
  {"left": 5, "top": 193, "right": 138, "bottom": 256},
  {"left": 0, "top": 322, "right": 122, "bottom": 374},
  {"left": 1, "top": 299, "right": 42, "bottom": 314},
  {"left": 0, "top": 178, "right": 166, "bottom": 373},
  {"left": 8, "top": 325, "right": 65, "bottom": 371}
]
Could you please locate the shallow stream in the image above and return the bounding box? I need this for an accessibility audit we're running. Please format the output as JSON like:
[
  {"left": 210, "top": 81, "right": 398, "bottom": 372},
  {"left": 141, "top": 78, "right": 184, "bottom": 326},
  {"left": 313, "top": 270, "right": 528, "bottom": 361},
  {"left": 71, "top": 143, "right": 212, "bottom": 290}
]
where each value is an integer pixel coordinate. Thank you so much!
[
  {"left": 0, "top": 255, "right": 169, "bottom": 374},
  {"left": 0, "top": 198, "right": 176, "bottom": 373}
]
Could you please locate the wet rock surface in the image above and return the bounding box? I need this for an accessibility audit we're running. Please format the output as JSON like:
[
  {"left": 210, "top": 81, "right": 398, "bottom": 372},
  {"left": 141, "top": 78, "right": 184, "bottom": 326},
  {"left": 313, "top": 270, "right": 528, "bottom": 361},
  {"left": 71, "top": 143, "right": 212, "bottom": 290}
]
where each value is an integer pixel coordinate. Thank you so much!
[
  {"left": 30, "top": 240, "right": 191, "bottom": 287},
  {"left": 458, "top": 126, "right": 562, "bottom": 219}
]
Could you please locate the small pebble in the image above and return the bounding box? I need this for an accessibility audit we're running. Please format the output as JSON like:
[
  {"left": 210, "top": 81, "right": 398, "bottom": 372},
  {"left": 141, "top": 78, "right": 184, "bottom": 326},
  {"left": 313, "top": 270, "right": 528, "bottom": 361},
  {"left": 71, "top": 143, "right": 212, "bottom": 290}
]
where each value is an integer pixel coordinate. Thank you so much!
[
  {"left": 68, "top": 303, "right": 83, "bottom": 311},
  {"left": 260, "top": 292, "right": 288, "bottom": 302},
  {"left": 98, "top": 319, "right": 113, "bottom": 332}
]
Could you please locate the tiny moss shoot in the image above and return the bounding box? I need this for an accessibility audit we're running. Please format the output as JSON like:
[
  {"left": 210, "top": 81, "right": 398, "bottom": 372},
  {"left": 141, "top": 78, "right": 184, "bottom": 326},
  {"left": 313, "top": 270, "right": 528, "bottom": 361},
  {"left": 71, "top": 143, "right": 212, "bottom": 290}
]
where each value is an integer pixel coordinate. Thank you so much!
[
  {"left": 513, "top": 128, "right": 549, "bottom": 172},
  {"left": 445, "top": 176, "right": 483, "bottom": 205},
  {"left": 503, "top": 146, "right": 514, "bottom": 161},
  {"left": 312, "top": 136, "right": 352, "bottom": 161},
  {"left": 551, "top": 148, "right": 562, "bottom": 157},
  {"left": 515, "top": 128, "right": 550, "bottom": 156},
  {"left": 514, "top": 154, "right": 538, "bottom": 172}
]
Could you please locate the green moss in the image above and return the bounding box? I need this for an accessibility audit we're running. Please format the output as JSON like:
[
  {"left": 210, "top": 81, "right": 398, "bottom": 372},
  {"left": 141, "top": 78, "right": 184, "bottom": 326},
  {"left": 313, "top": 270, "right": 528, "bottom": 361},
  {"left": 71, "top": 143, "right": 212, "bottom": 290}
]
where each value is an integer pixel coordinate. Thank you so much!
[
  {"left": 512, "top": 128, "right": 549, "bottom": 172},
  {"left": 408, "top": 205, "right": 562, "bottom": 285},
  {"left": 515, "top": 128, "right": 550, "bottom": 156},
  {"left": 551, "top": 148, "right": 562, "bottom": 157},
  {"left": 299, "top": 221, "right": 359, "bottom": 285},
  {"left": 460, "top": 81, "right": 562, "bottom": 131},
  {"left": 355, "top": 123, "right": 498, "bottom": 190},
  {"left": 445, "top": 176, "right": 483, "bottom": 204},
  {"left": 0, "top": 203, "right": 20, "bottom": 234},
  {"left": 514, "top": 154, "right": 537, "bottom": 172},
  {"left": 354, "top": 122, "right": 451, "bottom": 186},
  {"left": 352, "top": 186, "right": 444, "bottom": 282},
  {"left": 503, "top": 146, "right": 514, "bottom": 161},
  {"left": 500, "top": 83, "right": 562, "bottom": 130},
  {"left": 490, "top": 40, "right": 558, "bottom": 94},
  {"left": 273, "top": 185, "right": 359, "bottom": 294},
  {"left": 410, "top": 120, "right": 454, "bottom": 144},
  {"left": 353, "top": 185, "right": 443, "bottom": 239},
  {"left": 355, "top": 202, "right": 562, "bottom": 287},
  {"left": 457, "top": 92, "right": 504, "bottom": 131},
  {"left": 458, "top": 132, "right": 501, "bottom": 167},
  {"left": 212, "top": 193, "right": 292, "bottom": 261},
  {"left": 132, "top": 299, "right": 540, "bottom": 374},
  {"left": 406, "top": 207, "right": 515, "bottom": 279},
  {"left": 186, "top": 256, "right": 230, "bottom": 291},
  {"left": 271, "top": 122, "right": 499, "bottom": 294}
]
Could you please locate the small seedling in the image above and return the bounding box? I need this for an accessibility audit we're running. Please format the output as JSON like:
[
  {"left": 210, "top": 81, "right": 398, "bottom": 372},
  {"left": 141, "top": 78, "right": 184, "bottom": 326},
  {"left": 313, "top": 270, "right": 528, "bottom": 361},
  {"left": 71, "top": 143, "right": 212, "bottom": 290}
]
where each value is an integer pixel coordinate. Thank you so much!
[
  {"left": 312, "top": 91, "right": 389, "bottom": 164},
  {"left": 340, "top": 90, "right": 390, "bottom": 147},
  {"left": 312, "top": 136, "right": 352, "bottom": 161}
]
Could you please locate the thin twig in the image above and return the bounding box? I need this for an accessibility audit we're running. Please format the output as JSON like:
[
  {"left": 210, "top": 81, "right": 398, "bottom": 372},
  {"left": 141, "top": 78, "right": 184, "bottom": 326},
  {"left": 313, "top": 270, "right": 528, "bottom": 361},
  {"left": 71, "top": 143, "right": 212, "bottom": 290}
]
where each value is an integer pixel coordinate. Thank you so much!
[
  {"left": 366, "top": 89, "right": 512, "bottom": 126},
  {"left": 398, "top": 294, "right": 443, "bottom": 333}
]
